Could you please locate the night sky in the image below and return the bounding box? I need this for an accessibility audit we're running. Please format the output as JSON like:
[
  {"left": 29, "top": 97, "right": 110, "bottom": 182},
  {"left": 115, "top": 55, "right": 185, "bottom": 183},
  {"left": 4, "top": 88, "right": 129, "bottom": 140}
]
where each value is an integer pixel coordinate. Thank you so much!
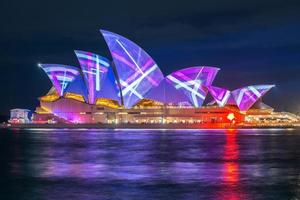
[{"left": 1, "top": 0, "right": 300, "bottom": 116}]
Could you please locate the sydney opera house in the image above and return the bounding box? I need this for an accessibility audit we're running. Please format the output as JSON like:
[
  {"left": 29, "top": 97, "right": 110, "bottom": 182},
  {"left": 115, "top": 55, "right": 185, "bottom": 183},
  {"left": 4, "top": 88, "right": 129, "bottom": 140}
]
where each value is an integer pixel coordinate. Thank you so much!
[{"left": 22, "top": 30, "right": 298, "bottom": 128}]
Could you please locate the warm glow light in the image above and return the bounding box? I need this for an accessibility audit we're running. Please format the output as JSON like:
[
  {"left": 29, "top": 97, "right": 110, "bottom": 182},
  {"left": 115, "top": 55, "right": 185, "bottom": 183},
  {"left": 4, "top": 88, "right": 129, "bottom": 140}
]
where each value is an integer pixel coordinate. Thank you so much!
[
  {"left": 35, "top": 106, "right": 52, "bottom": 114},
  {"left": 95, "top": 98, "right": 120, "bottom": 109},
  {"left": 223, "top": 129, "right": 239, "bottom": 184},
  {"left": 64, "top": 93, "right": 85, "bottom": 102},
  {"left": 135, "top": 98, "right": 163, "bottom": 107},
  {"left": 224, "top": 162, "right": 239, "bottom": 183},
  {"left": 39, "top": 94, "right": 60, "bottom": 102},
  {"left": 227, "top": 113, "right": 235, "bottom": 121}
]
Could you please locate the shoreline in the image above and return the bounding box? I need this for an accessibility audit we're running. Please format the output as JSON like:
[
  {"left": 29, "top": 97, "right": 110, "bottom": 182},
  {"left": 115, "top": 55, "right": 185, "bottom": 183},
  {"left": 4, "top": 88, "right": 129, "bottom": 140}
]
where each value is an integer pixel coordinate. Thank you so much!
[{"left": 1, "top": 123, "right": 298, "bottom": 130}]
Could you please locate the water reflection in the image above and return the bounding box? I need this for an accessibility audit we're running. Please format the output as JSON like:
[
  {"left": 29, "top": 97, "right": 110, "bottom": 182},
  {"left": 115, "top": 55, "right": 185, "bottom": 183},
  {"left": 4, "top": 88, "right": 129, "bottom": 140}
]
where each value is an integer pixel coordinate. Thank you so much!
[
  {"left": 1, "top": 129, "right": 300, "bottom": 199},
  {"left": 216, "top": 129, "right": 245, "bottom": 200},
  {"left": 223, "top": 129, "right": 239, "bottom": 184}
]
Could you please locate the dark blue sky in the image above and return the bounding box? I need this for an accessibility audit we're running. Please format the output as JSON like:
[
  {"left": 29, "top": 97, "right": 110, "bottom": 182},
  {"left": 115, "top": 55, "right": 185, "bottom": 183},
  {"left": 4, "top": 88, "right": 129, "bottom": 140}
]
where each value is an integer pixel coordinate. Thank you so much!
[{"left": 0, "top": 0, "right": 299, "bottom": 115}]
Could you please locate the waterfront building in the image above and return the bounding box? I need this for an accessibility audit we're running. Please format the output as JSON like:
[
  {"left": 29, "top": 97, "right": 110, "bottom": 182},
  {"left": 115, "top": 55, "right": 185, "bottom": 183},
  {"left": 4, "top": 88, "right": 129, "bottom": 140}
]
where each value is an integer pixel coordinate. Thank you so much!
[
  {"left": 27, "top": 30, "right": 298, "bottom": 127},
  {"left": 9, "top": 109, "right": 31, "bottom": 124}
]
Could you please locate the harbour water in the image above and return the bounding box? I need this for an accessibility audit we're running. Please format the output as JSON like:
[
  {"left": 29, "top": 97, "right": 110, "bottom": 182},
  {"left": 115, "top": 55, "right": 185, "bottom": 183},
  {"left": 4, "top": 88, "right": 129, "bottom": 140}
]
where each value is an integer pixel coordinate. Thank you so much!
[{"left": 0, "top": 128, "right": 300, "bottom": 199}]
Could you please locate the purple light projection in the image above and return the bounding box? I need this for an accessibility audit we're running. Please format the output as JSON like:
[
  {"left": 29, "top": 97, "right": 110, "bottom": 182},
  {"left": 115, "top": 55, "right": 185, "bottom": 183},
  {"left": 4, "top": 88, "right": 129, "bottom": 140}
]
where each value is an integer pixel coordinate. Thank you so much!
[
  {"left": 145, "top": 79, "right": 191, "bottom": 105},
  {"left": 38, "top": 30, "right": 276, "bottom": 114},
  {"left": 166, "top": 67, "right": 219, "bottom": 107},
  {"left": 41, "top": 98, "right": 92, "bottom": 123},
  {"left": 231, "top": 85, "right": 275, "bottom": 111},
  {"left": 40, "top": 64, "right": 80, "bottom": 96},
  {"left": 65, "top": 73, "right": 89, "bottom": 103},
  {"left": 207, "top": 86, "right": 232, "bottom": 107},
  {"left": 74, "top": 50, "right": 120, "bottom": 104},
  {"left": 100, "top": 30, "right": 164, "bottom": 108}
]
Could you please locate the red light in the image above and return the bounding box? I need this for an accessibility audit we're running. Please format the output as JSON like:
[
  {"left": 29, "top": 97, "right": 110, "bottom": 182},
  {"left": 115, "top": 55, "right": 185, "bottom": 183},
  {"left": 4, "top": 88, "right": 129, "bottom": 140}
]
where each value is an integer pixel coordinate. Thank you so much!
[{"left": 223, "top": 129, "right": 239, "bottom": 184}]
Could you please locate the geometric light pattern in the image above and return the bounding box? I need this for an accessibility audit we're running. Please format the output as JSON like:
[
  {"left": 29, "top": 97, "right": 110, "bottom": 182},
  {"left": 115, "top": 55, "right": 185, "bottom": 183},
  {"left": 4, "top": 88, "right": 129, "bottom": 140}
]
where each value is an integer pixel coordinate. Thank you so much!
[
  {"left": 207, "top": 86, "right": 232, "bottom": 107},
  {"left": 39, "top": 64, "right": 80, "bottom": 96},
  {"left": 166, "top": 67, "right": 219, "bottom": 107},
  {"left": 145, "top": 79, "right": 190, "bottom": 105},
  {"left": 100, "top": 30, "right": 164, "bottom": 108},
  {"left": 231, "top": 84, "right": 275, "bottom": 111},
  {"left": 65, "top": 74, "right": 89, "bottom": 103},
  {"left": 74, "top": 50, "right": 113, "bottom": 104},
  {"left": 39, "top": 29, "right": 276, "bottom": 113}
]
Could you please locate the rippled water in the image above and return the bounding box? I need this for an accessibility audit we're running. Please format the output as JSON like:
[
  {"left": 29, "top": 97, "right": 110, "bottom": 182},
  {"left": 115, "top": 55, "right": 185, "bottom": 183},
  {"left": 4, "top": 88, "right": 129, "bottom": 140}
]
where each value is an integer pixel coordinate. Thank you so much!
[{"left": 0, "top": 128, "right": 300, "bottom": 200}]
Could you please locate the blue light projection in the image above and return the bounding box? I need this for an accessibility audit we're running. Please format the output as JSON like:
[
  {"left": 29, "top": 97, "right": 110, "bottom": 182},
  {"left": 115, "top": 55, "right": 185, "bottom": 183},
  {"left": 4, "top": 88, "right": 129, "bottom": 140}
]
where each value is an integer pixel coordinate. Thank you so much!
[
  {"left": 40, "top": 64, "right": 80, "bottom": 96},
  {"left": 166, "top": 67, "right": 219, "bottom": 107},
  {"left": 231, "top": 85, "right": 275, "bottom": 111},
  {"left": 75, "top": 50, "right": 121, "bottom": 104},
  {"left": 145, "top": 79, "right": 190, "bottom": 105},
  {"left": 100, "top": 30, "right": 164, "bottom": 108}
]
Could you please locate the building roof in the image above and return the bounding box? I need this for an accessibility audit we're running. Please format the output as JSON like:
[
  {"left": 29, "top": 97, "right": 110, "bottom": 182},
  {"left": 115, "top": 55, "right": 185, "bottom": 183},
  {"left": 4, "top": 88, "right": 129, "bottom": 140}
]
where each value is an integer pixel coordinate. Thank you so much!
[
  {"left": 38, "top": 29, "right": 275, "bottom": 111},
  {"left": 166, "top": 67, "right": 219, "bottom": 107},
  {"left": 10, "top": 109, "right": 31, "bottom": 112},
  {"left": 74, "top": 50, "right": 121, "bottom": 104},
  {"left": 39, "top": 64, "right": 80, "bottom": 96},
  {"left": 145, "top": 78, "right": 190, "bottom": 104},
  {"left": 207, "top": 86, "right": 232, "bottom": 107},
  {"left": 100, "top": 29, "right": 164, "bottom": 108},
  {"left": 231, "top": 84, "right": 275, "bottom": 111}
]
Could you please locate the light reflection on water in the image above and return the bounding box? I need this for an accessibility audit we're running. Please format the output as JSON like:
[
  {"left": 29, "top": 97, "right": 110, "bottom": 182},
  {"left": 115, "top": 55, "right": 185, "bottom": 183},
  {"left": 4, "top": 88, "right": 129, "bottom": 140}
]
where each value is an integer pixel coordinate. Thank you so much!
[{"left": 1, "top": 129, "right": 300, "bottom": 200}]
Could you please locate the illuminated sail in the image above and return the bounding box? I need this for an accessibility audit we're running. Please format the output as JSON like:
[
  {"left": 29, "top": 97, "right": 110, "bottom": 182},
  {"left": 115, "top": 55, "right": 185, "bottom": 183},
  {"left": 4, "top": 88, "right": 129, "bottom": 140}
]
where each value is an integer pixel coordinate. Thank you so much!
[
  {"left": 75, "top": 50, "right": 121, "bottom": 104},
  {"left": 231, "top": 85, "right": 275, "bottom": 111},
  {"left": 100, "top": 30, "right": 164, "bottom": 108},
  {"left": 207, "top": 86, "right": 231, "bottom": 107},
  {"left": 166, "top": 67, "right": 219, "bottom": 107},
  {"left": 65, "top": 74, "right": 89, "bottom": 102},
  {"left": 40, "top": 64, "right": 80, "bottom": 96},
  {"left": 145, "top": 79, "right": 190, "bottom": 105}
]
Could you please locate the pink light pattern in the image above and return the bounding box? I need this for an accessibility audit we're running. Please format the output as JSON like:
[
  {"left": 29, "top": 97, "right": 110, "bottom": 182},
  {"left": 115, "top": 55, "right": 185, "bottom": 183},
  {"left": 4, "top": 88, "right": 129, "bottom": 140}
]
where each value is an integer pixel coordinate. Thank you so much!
[
  {"left": 40, "top": 64, "right": 80, "bottom": 96},
  {"left": 207, "top": 86, "right": 232, "bottom": 107},
  {"left": 166, "top": 67, "right": 219, "bottom": 107},
  {"left": 100, "top": 30, "right": 164, "bottom": 108},
  {"left": 231, "top": 85, "right": 275, "bottom": 111},
  {"left": 75, "top": 50, "right": 116, "bottom": 104}
]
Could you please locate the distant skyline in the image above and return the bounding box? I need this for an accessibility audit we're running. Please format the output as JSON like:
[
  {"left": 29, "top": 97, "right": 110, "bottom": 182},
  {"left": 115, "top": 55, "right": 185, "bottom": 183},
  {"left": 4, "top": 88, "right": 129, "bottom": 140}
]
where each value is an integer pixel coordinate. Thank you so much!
[{"left": 0, "top": 0, "right": 299, "bottom": 115}]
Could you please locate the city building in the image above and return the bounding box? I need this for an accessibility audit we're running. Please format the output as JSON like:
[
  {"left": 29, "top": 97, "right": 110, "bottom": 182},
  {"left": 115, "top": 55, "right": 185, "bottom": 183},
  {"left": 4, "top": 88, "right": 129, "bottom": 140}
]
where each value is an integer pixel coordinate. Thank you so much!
[{"left": 9, "top": 109, "right": 31, "bottom": 124}]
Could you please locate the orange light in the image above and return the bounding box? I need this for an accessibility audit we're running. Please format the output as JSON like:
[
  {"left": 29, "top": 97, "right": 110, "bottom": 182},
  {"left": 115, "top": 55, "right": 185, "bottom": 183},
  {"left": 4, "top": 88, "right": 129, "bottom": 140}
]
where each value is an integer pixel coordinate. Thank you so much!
[
  {"left": 224, "top": 162, "right": 239, "bottom": 183},
  {"left": 64, "top": 93, "right": 85, "bottom": 102},
  {"left": 95, "top": 98, "right": 120, "bottom": 109},
  {"left": 134, "top": 98, "right": 163, "bottom": 107},
  {"left": 39, "top": 94, "right": 60, "bottom": 102},
  {"left": 35, "top": 106, "right": 51, "bottom": 114}
]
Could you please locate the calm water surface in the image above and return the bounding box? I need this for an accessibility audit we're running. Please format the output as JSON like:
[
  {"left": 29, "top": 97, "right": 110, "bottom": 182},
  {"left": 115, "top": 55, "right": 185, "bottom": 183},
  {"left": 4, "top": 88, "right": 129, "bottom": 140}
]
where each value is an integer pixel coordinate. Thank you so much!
[{"left": 0, "top": 128, "right": 300, "bottom": 200}]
